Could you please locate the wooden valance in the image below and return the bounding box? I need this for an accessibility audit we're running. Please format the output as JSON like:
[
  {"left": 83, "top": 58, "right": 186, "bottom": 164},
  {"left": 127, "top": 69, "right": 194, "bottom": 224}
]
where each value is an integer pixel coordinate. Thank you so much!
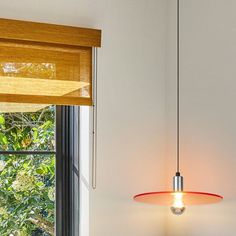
[{"left": 0, "top": 18, "right": 101, "bottom": 109}]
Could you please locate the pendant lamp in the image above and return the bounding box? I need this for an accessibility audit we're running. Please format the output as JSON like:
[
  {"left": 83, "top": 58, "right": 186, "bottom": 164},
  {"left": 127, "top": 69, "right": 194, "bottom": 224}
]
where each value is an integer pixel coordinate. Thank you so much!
[{"left": 133, "top": 0, "right": 223, "bottom": 215}]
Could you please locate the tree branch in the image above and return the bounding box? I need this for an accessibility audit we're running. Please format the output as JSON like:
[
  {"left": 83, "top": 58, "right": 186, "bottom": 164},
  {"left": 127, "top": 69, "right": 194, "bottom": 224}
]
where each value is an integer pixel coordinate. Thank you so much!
[{"left": 29, "top": 215, "right": 54, "bottom": 235}]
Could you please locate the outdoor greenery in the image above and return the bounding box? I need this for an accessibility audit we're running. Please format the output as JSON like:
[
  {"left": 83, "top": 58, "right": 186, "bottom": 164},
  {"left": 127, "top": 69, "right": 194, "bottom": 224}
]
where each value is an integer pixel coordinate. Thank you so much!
[{"left": 0, "top": 106, "right": 55, "bottom": 236}]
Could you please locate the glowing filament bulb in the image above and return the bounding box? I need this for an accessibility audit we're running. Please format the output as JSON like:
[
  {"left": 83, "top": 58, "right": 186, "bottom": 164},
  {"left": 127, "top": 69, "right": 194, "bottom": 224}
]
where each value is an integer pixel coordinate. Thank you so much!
[{"left": 170, "top": 192, "right": 186, "bottom": 215}]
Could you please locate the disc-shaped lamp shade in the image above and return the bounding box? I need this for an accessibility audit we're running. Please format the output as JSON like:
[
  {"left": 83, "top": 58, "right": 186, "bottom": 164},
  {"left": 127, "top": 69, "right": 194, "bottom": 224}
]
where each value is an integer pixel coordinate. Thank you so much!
[{"left": 134, "top": 191, "right": 223, "bottom": 206}]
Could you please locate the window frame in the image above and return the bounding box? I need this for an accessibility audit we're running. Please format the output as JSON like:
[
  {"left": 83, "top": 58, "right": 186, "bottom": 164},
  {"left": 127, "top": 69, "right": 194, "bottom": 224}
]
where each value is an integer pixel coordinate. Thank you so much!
[{"left": 56, "top": 106, "right": 80, "bottom": 236}]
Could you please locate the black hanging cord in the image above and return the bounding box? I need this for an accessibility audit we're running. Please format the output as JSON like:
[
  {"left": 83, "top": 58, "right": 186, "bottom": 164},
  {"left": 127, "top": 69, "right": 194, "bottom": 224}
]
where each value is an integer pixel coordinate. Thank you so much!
[{"left": 176, "top": 0, "right": 180, "bottom": 174}]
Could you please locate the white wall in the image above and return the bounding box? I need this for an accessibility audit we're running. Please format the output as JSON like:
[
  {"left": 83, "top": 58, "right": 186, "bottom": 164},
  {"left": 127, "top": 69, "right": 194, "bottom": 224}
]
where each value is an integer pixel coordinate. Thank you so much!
[
  {"left": 166, "top": 0, "right": 236, "bottom": 235},
  {"left": 91, "top": 1, "right": 167, "bottom": 236},
  {"left": 0, "top": 1, "right": 168, "bottom": 236}
]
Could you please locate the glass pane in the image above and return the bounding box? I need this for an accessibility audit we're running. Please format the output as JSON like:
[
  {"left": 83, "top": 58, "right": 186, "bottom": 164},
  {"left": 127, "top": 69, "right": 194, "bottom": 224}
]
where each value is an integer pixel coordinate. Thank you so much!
[
  {"left": 0, "top": 154, "right": 55, "bottom": 235},
  {"left": 0, "top": 105, "right": 55, "bottom": 151}
]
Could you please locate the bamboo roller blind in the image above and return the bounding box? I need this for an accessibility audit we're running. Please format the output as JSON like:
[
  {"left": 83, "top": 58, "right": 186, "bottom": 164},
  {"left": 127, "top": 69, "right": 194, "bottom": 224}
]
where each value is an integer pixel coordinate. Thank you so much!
[{"left": 0, "top": 18, "right": 101, "bottom": 110}]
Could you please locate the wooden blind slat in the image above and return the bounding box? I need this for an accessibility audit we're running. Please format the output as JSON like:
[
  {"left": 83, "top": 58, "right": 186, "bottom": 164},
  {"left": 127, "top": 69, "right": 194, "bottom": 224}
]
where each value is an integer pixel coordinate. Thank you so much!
[{"left": 0, "top": 18, "right": 101, "bottom": 48}]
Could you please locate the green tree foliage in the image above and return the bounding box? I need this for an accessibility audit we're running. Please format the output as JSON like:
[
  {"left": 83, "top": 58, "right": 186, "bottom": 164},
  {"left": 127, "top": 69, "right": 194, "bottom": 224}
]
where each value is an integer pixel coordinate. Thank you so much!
[{"left": 0, "top": 106, "right": 55, "bottom": 235}]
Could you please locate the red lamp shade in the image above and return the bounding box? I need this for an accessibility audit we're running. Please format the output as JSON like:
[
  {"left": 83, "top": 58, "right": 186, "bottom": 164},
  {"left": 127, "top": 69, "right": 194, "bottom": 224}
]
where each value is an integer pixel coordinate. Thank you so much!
[{"left": 133, "top": 191, "right": 223, "bottom": 205}]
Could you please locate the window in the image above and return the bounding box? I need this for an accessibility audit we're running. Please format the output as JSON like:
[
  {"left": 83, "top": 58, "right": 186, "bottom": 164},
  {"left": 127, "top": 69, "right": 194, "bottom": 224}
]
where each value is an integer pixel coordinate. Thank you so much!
[
  {"left": 0, "top": 18, "right": 100, "bottom": 236},
  {"left": 0, "top": 105, "right": 88, "bottom": 236},
  {"left": 0, "top": 105, "right": 56, "bottom": 235}
]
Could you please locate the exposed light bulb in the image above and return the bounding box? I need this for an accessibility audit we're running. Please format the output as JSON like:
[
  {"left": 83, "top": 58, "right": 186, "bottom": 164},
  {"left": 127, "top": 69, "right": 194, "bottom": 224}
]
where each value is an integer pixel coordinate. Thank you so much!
[{"left": 170, "top": 192, "right": 186, "bottom": 215}]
